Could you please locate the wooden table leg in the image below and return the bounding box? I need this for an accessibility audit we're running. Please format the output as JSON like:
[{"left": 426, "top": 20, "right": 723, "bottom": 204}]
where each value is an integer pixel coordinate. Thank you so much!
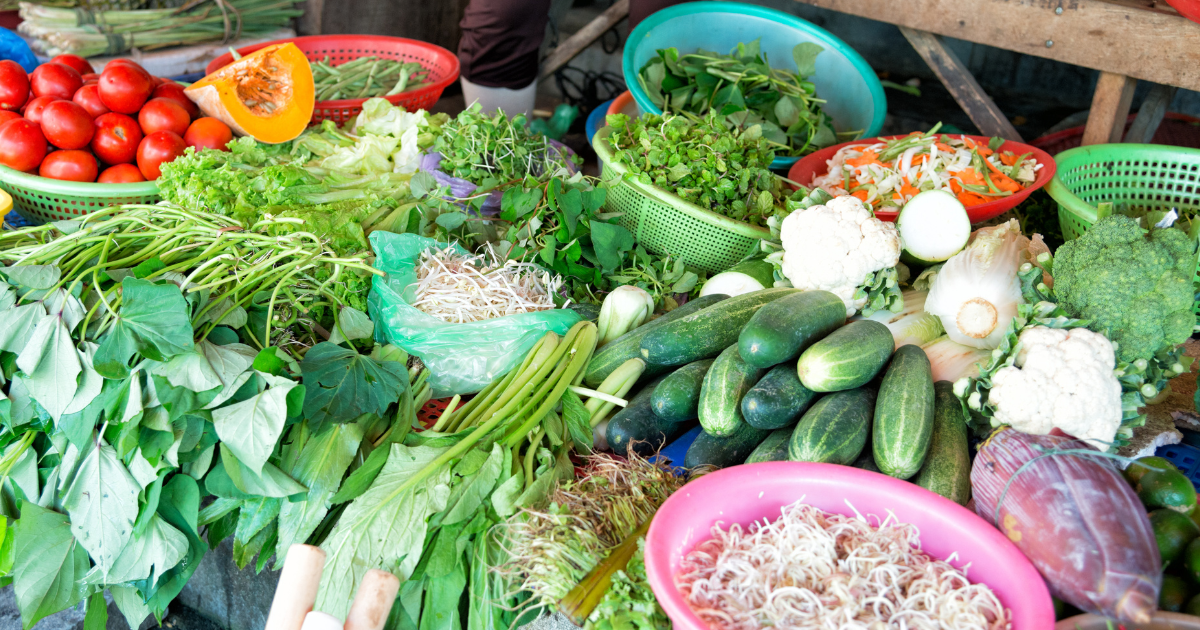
[
  {"left": 1082, "top": 72, "right": 1137, "bottom": 146},
  {"left": 540, "top": 0, "right": 630, "bottom": 80},
  {"left": 1124, "top": 83, "right": 1177, "bottom": 144},
  {"left": 899, "top": 26, "right": 1023, "bottom": 142}
]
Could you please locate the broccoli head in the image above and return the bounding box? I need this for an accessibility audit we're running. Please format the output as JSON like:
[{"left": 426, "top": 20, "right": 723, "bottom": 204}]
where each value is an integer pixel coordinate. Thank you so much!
[{"left": 1051, "top": 214, "right": 1195, "bottom": 363}]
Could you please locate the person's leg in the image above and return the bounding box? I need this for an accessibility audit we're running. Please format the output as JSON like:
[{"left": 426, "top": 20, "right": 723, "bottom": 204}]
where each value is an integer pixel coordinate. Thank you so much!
[
  {"left": 458, "top": 0, "right": 553, "bottom": 116},
  {"left": 629, "top": 0, "right": 684, "bottom": 30}
]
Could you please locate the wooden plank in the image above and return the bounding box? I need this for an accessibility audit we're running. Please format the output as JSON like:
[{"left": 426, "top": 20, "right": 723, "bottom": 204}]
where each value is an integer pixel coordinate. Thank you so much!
[
  {"left": 1082, "top": 71, "right": 1137, "bottom": 145},
  {"left": 540, "top": 0, "right": 630, "bottom": 79},
  {"left": 899, "top": 27, "right": 1024, "bottom": 141},
  {"left": 791, "top": 0, "right": 1200, "bottom": 92},
  {"left": 1125, "top": 83, "right": 1178, "bottom": 143}
]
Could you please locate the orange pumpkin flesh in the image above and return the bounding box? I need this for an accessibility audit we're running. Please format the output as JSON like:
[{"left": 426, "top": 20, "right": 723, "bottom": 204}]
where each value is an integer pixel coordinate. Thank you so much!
[{"left": 185, "top": 43, "right": 314, "bottom": 144}]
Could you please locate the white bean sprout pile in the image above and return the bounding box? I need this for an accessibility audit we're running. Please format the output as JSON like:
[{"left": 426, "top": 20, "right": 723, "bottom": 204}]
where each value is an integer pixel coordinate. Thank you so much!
[
  {"left": 676, "top": 500, "right": 1011, "bottom": 630},
  {"left": 411, "top": 246, "right": 562, "bottom": 323}
]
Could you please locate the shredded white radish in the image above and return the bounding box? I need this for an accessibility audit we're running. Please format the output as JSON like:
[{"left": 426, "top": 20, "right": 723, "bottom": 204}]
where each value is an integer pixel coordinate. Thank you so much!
[
  {"left": 411, "top": 246, "right": 562, "bottom": 323},
  {"left": 676, "top": 500, "right": 1012, "bottom": 630}
]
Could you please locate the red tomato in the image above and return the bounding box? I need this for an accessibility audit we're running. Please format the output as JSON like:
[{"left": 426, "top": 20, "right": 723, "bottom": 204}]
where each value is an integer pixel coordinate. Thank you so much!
[
  {"left": 91, "top": 112, "right": 142, "bottom": 165},
  {"left": 0, "top": 111, "right": 20, "bottom": 125},
  {"left": 150, "top": 83, "right": 198, "bottom": 119},
  {"left": 49, "top": 55, "right": 94, "bottom": 77},
  {"left": 98, "top": 64, "right": 153, "bottom": 114},
  {"left": 39, "top": 150, "right": 98, "bottom": 182},
  {"left": 136, "top": 130, "right": 186, "bottom": 179},
  {"left": 30, "top": 63, "right": 82, "bottom": 100},
  {"left": 0, "top": 61, "right": 29, "bottom": 111},
  {"left": 72, "top": 84, "right": 109, "bottom": 119},
  {"left": 81, "top": 73, "right": 100, "bottom": 84},
  {"left": 0, "top": 119, "right": 47, "bottom": 171},
  {"left": 98, "top": 163, "right": 145, "bottom": 183},
  {"left": 138, "top": 97, "right": 190, "bottom": 137},
  {"left": 184, "top": 117, "right": 233, "bottom": 151},
  {"left": 41, "top": 101, "right": 95, "bottom": 150},
  {"left": 103, "top": 59, "right": 144, "bottom": 72},
  {"left": 23, "top": 96, "right": 60, "bottom": 126}
]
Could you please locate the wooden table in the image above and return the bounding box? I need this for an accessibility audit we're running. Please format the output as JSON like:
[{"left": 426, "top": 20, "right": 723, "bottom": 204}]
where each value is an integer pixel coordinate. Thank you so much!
[{"left": 792, "top": 0, "right": 1200, "bottom": 144}]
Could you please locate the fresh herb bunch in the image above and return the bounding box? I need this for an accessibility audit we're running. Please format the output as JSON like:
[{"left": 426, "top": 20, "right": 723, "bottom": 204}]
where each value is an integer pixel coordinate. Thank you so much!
[
  {"left": 638, "top": 39, "right": 839, "bottom": 156},
  {"left": 430, "top": 103, "right": 578, "bottom": 188},
  {"left": 606, "top": 245, "right": 703, "bottom": 311},
  {"left": 606, "top": 110, "right": 783, "bottom": 226}
]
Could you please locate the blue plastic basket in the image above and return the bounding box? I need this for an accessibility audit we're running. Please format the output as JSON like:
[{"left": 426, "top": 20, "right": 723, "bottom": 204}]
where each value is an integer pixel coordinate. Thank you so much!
[
  {"left": 623, "top": 1, "right": 886, "bottom": 171},
  {"left": 1156, "top": 442, "right": 1200, "bottom": 489},
  {"left": 586, "top": 99, "right": 614, "bottom": 146}
]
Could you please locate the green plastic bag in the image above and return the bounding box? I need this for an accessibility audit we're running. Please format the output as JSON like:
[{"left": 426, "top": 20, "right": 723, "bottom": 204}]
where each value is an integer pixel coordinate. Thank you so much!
[{"left": 367, "top": 231, "right": 581, "bottom": 397}]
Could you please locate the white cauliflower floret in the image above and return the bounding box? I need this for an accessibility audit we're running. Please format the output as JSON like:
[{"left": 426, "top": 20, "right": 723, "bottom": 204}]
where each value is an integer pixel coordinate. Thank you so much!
[
  {"left": 987, "top": 326, "right": 1123, "bottom": 448},
  {"left": 778, "top": 195, "right": 902, "bottom": 316}
]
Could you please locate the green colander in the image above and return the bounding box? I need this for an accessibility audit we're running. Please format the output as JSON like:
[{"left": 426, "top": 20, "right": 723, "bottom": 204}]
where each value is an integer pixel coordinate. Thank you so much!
[{"left": 0, "top": 165, "right": 160, "bottom": 225}]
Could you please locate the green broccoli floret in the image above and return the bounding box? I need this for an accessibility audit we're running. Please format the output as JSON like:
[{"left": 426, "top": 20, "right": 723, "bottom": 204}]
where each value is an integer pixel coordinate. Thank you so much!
[{"left": 1051, "top": 214, "right": 1195, "bottom": 363}]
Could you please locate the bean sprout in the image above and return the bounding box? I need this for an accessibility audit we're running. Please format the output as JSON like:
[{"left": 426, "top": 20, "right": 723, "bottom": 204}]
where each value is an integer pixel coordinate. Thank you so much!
[
  {"left": 676, "top": 500, "right": 1011, "bottom": 630},
  {"left": 411, "top": 246, "right": 562, "bottom": 323}
]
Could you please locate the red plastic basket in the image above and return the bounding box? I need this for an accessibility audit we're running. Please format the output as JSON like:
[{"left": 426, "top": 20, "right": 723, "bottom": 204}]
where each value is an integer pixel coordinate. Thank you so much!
[
  {"left": 1030, "top": 112, "right": 1200, "bottom": 156},
  {"left": 788, "top": 134, "right": 1056, "bottom": 224},
  {"left": 205, "top": 35, "right": 460, "bottom": 125}
]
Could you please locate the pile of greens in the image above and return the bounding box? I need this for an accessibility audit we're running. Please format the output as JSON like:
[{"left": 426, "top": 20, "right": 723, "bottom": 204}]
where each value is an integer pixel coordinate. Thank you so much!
[
  {"left": 605, "top": 110, "right": 784, "bottom": 226},
  {"left": 637, "top": 39, "right": 840, "bottom": 156},
  {"left": 0, "top": 205, "right": 420, "bottom": 629},
  {"left": 430, "top": 103, "right": 578, "bottom": 188}
]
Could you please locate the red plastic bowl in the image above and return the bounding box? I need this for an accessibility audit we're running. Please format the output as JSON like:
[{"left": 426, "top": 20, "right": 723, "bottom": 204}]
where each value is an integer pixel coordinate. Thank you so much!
[
  {"left": 205, "top": 35, "right": 460, "bottom": 126},
  {"left": 646, "top": 462, "right": 1054, "bottom": 630},
  {"left": 788, "top": 134, "right": 1057, "bottom": 224},
  {"left": 1166, "top": 0, "right": 1200, "bottom": 24}
]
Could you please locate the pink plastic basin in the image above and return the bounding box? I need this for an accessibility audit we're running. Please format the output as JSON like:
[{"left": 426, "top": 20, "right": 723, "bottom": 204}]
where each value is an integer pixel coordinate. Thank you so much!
[{"left": 645, "top": 462, "right": 1054, "bottom": 630}]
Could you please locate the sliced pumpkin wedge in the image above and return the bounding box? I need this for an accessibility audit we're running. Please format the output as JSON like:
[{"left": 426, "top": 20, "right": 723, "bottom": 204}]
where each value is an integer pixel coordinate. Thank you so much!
[{"left": 185, "top": 43, "right": 314, "bottom": 144}]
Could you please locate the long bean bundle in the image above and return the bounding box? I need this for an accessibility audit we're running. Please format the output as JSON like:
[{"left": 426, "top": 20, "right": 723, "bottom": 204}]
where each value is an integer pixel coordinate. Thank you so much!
[
  {"left": 0, "top": 204, "right": 379, "bottom": 357},
  {"left": 18, "top": 0, "right": 302, "bottom": 57},
  {"left": 311, "top": 55, "right": 429, "bottom": 101}
]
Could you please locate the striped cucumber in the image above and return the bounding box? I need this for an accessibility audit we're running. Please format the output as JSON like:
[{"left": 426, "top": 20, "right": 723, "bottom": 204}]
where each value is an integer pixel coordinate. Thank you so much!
[
  {"left": 684, "top": 421, "right": 770, "bottom": 469},
  {"left": 639, "top": 288, "right": 799, "bottom": 366},
  {"left": 745, "top": 428, "right": 792, "bottom": 463},
  {"left": 913, "top": 381, "right": 971, "bottom": 505},
  {"left": 737, "top": 290, "right": 846, "bottom": 368},
  {"left": 796, "top": 320, "right": 893, "bottom": 392},
  {"left": 872, "top": 344, "right": 936, "bottom": 479},
  {"left": 698, "top": 344, "right": 766, "bottom": 437},
  {"left": 741, "top": 364, "right": 818, "bottom": 430},
  {"left": 605, "top": 375, "right": 691, "bottom": 457},
  {"left": 788, "top": 386, "right": 875, "bottom": 465},
  {"left": 651, "top": 359, "right": 714, "bottom": 423},
  {"left": 583, "top": 294, "right": 726, "bottom": 387}
]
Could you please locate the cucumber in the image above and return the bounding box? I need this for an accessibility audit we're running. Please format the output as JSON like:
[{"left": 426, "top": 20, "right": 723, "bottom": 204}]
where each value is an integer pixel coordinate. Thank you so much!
[
  {"left": 640, "top": 288, "right": 798, "bottom": 367},
  {"left": 741, "top": 364, "right": 818, "bottom": 430},
  {"left": 684, "top": 421, "right": 770, "bottom": 469},
  {"left": 913, "top": 381, "right": 971, "bottom": 505},
  {"left": 738, "top": 290, "right": 846, "bottom": 368},
  {"left": 698, "top": 344, "right": 766, "bottom": 437},
  {"left": 606, "top": 376, "right": 693, "bottom": 458},
  {"left": 788, "top": 387, "right": 874, "bottom": 465},
  {"left": 851, "top": 449, "right": 881, "bottom": 473},
  {"left": 651, "top": 359, "right": 714, "bottom": 423},
  {"left": 872, "top": 344, "right": 936, "bottom": 479},
  {"left": 745, "top": 428, "right": 792, "bottom": 464},
  {"left": 584, "top": 294, "right": 727, "bottom": 387},
  {"left": 796, "top": 320, "right": 893, "bottom": 392}
]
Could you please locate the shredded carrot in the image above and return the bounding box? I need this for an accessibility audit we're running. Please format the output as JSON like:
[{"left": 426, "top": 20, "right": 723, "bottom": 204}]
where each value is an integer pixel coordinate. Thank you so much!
[
  {"left": 846, "top": 149, "right": 885, "bottom": 168},
  {"left": 983, "top": 159, "right": 1022, "bottom": 192},
  {"left": 953, "top": 168, "right": 985, "bottom": 186},
  {"left": 851, "top": 189, "right": 870, "bottom": 202},
  {"left": 998, "top": 152, "right": 1020, "bottom": 166},
  {"left": 935, "top": 142, "right": 956, "bottom": 152}
]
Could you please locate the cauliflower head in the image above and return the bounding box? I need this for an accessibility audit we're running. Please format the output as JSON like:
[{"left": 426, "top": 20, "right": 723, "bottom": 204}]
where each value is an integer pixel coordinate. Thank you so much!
[
  {"left": 1051, "top": 214, "right": 1194, "bottom": 364},
  {"left": 987, "top": 326, "right": 1122, "bottom": 447},
  {"left": 778, "top": 195, "right": 902, "bottom": 316}
]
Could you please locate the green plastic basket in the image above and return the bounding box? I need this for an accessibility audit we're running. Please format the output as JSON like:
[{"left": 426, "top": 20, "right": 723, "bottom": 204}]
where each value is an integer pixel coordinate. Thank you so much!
[
  {"left": 0, "top": 165, "right": 160, "bottom": 225},
  {"left": 1047, "top": 143, "right": 1200, "bottom": 315},
  {"left": 592, "top": 126, "right": 771, "bottom": 274}
]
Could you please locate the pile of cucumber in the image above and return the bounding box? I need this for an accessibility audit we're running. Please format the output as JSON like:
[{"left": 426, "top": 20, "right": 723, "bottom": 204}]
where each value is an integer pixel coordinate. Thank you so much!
[{"left": 585, "top": 288, "right": 972, "bottom": 506}]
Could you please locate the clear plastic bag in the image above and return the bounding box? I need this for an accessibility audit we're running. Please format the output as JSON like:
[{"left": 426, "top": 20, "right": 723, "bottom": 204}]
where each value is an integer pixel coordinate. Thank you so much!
[{"left": 367, "top": 231, "right": 581, "bottom": 397}]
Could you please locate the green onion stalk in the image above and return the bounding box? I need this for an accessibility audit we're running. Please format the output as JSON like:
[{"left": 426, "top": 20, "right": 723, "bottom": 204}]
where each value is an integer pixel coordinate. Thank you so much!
[{"left": 0, "top": 204, "right": 379, "bottom": 358}]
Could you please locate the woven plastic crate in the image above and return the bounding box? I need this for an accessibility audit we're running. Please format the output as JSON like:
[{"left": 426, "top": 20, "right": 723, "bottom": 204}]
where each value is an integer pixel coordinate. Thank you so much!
[
  {"left": 0, "top": 165, "right": 160, "bottom": 225},
  {"left": 592, "top": 126, "right": 771, "bottom": 275},
  {"left": 1046, "top": 143, "right": 1200, "bottom": 316},
  {"left": 1156, "top": 442, "right": 1200, "bottom": 490},
  {"left": 206, "top": 35, "right": 460, "bottom": 126}
]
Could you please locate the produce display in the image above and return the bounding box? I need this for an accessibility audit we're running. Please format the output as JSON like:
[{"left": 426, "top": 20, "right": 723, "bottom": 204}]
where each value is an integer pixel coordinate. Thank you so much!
[
  {"left": 0, "top": 21, "right": 1196, "bottom": 630},
  {"left": 676, "top": 500, "right": 1011, "bottom": 629},
  {"left": 811, "top": 126, "right": 1043, "bottom": 210},
  {"left": 637, "top": 40, "right": 840, "bottom": 156},
  {"left": 0, "top": 56, "right": 234, "bottom": 181}
]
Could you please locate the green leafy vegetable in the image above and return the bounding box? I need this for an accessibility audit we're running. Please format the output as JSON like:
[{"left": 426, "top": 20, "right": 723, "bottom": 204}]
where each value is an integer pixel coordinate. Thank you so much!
[
  {"left": 12, "top": 502, "right": 90, "bottom": 629},
  {"left": 300, "top": 342, "right": 408, "bottom": 425}
]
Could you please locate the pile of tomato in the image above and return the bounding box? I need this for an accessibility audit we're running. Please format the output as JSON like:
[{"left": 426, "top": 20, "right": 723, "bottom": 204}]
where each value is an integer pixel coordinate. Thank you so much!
[{"left": 0, "top": 55, "right": 233, "bottom": 184}]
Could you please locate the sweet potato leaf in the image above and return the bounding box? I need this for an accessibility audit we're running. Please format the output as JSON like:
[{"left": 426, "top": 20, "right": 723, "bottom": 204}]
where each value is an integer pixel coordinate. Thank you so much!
[
  {"left": 300, "top": 342, "right": 407, "bottom": 425},
  {"left": 276, "top": 422, "right": 364, "bottom": 566},
  {"left": 12, "top": 502, "right": 89, "bottom": 630},
  {"left": 95, "top": 278, "right": 194, "bottom": 379},
  {"left": 61, "top": 440, "right": 140, "bottom": 575}
]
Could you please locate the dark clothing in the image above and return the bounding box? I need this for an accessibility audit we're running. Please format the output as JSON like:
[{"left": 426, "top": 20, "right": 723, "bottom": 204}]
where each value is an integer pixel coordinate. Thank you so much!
[{"left": 458, "top": 0, "right": 681, "bottom": 88}]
